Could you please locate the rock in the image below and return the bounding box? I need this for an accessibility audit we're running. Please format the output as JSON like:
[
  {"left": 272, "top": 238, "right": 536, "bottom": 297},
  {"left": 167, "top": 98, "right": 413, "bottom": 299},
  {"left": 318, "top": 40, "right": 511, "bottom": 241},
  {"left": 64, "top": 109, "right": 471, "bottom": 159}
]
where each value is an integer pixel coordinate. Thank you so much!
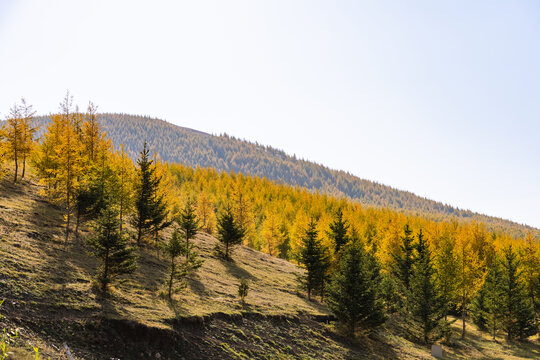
[{"left": 431, "top": 344, "right": 443, "bottom": 359}]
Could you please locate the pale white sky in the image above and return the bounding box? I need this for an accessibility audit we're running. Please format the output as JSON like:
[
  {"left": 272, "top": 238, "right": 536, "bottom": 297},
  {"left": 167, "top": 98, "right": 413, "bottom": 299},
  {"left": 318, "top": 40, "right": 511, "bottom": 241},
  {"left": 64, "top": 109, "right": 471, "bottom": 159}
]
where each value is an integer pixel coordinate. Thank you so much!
[{"left": 1, "top": 0, "right": 539, "bottom": 228}]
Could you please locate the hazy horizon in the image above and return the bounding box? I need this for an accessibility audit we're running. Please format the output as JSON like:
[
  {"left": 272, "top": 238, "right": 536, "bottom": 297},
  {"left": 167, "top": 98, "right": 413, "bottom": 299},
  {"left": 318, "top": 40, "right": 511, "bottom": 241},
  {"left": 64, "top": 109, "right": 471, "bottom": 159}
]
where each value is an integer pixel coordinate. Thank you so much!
[{"left": 1, "top": 0, "right": 539, "bottom": 228}]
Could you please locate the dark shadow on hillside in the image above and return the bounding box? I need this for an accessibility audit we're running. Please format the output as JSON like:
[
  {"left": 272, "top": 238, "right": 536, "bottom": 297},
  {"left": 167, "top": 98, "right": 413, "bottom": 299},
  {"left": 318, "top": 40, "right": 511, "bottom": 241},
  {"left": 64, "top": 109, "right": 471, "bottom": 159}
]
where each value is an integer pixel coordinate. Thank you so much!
[
  {"left": 505, "top": 339, "right": 540, "bottom": 360},
  {"left": 133, "top": 248, "right": 169, "bottom": 292},
  {"left": 0, "top": 178, "right": 33, "bottom": 201},
  {"left": 187, "top": 273, "right": 208, "bottom": 296},
  {"left": 221, "top": 257, "right": 256, "bottom": 281}
]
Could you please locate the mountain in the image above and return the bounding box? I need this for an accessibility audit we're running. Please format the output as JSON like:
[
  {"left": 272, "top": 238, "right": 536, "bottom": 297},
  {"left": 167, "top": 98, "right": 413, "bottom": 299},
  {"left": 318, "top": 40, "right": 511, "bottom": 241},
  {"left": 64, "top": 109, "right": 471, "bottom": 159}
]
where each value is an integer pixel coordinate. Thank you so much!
[{"left": 31, "top": 114, "right": 538, "bottom": 237}]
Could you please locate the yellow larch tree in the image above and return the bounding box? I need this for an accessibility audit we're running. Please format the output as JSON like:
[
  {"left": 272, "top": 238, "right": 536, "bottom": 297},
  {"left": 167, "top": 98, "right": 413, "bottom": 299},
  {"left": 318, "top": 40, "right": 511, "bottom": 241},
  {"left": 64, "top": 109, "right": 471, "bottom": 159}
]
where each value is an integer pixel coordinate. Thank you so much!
[
  {"left": 455, "top": 226, "right": 486, "bottom": 339},
  {"left": 18, "top": 98, "right": 37, "bottom": 180},
  {"left": 196, "top": 191, "right": 216, "bottom": 235},
  {"left": 54, "top": 94, "right": 86, "bottom": 245},
  {"left": 2, "top": 104, "right": 23, "bottom": 182}
]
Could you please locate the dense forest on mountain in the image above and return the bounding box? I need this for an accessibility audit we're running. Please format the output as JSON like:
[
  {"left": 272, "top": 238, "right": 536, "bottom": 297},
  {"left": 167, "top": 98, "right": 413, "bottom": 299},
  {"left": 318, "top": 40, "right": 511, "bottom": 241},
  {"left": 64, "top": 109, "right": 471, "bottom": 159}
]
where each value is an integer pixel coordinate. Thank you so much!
[{"left": 29, "top": 114, "right": 539, "bottom": 238}]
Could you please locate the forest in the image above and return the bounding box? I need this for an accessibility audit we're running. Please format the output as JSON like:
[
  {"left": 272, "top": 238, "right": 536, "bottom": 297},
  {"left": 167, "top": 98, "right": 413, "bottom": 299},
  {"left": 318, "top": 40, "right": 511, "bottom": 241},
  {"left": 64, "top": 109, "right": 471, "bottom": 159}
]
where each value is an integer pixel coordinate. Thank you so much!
[
  {"left": 1, "top": 97, "right": 539, "bottom": 358},
  {"left": 28, "top": 113, "right": 539, "bottom": 239}
]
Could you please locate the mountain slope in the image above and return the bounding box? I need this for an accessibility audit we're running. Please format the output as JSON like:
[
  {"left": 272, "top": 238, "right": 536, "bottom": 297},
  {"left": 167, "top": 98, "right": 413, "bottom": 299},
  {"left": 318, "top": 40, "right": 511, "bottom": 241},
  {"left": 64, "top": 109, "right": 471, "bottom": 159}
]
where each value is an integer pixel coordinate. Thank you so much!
[
  {"left": 30, "top": 114, "right": 538, "bottom": 237},
  {"left": 2, "top": 178, "right": 539, "bottom": 359}
]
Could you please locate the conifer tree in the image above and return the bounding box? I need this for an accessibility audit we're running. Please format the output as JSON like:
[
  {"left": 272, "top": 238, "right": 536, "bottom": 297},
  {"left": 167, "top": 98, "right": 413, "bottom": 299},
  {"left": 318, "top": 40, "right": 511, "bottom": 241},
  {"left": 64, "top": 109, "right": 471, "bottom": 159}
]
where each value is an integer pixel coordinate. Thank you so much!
[
  {"left": 408, "top": 230, "right": 444, "bottom": 344},
  {"left": 132, "top": 142, "right": 169, "bottom": 246},
  {"left": 133, "top": 142, "right": 154, "bottom": 245},
  {"left": 55, "top": 94, "right": 85, "bottom": 245},
  {"left": 262, "top": 209, "right": 284, "bottom": 257},
  {"left": 327, "top": 209, "right": 350, "bottom": 254},
  {"left": 82, "top": 102, "right": 101, "bottom": 163},
  {"left": 470, "top": 285, "right": 489, "bottom": 332},
  {"left": 196, "top": 192, "right": 215, "bottom": 235},
  {"left": 164, "top": 229, "right": 184, "bottom": 298},
  {"left": 276, "top": 223, "right": 292, "bottom": 260},
  {"left": 455, "top": 229, "right": 485, "bottom": 339},
  {"left": 87, "top": 208, "right": 137, "bottom": 292},
  {"left": 216, "top": 205, "right": 245, "bottom": 259},
  {"left": 434, "top": 232, "right": 459, "bottom": 321},
  {"left": 113, "top": 144, "right": 135, "bottom": 232},
  {"left": 471, "top": 259, "right": 504, "bottom": 339},
  {"left": 521, "top": 234, "right": 540, "bottom": 324},
  {"left": 163, "top": 229, "right": 204, "bottom": 299},
  {"left": 298, "top": 219, "right": 330, "bottom": 300},
  {"left": 232, "top": 181, "right": 255, "bottom": 247},
  {"left": 327, "top": 240, "right": 384, "bottom": 336},
  {"left": 238, "top": 279, "right": 249, "bottom": 304},
  {"left": 392, "top": 224, "right": 415, "bottom": 294},
  {"left": 500, "top": 245, "right": 537, "bottom": 339},
  {"left": 18, "top": 98, "right": 36, "bottom": 180},
  {"left": 178, "top": 200, "right": 200, "bottom": 261},
  {"left": 2, "top": 105, "right": 22, "bottom": 183}
]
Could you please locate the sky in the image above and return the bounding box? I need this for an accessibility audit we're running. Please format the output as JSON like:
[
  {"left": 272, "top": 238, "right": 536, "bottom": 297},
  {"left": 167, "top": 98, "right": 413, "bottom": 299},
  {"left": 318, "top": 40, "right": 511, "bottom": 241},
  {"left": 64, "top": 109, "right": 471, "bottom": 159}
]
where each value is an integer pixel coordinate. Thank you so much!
[{"left": 0, "top": 0, "right": 539, "bottom": 228}]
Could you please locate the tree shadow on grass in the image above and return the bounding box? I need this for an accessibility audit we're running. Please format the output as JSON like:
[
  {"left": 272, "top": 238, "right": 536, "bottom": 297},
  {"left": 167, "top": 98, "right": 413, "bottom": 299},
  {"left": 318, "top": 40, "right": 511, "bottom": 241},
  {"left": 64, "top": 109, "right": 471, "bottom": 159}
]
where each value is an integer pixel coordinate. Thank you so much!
[
  {"left": 221, "top": 257, "right": 256, "bottom": 281},
  {"left": 187, "top": 273, "right": 209, "bottom": 296}
]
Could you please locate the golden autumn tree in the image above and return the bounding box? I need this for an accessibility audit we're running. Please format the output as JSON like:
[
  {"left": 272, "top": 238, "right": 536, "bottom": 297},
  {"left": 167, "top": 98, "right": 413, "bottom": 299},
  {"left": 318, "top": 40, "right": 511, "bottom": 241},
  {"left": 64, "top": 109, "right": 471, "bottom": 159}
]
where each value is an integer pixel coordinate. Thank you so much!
[
  {"left": 455, "top": 226, "right": 486, "bottom": 338},
  {"left": 18, "top": 98, "right": 37, "bottom": 179},
  {"left": 2, "top": 104, "right": 23, "bottom": 182},
  {"left": 262, "top": 208, "right": 284, "bottom": 257},
  {"left": 56, "top": 94, "right": 86, "bottom": 245},
  {"left": 521, "top": 233, "right": 540, "bottom": 321},
  {"left": 433, "top": 224, "right": 459, "bottom": 320},
  {"left": 112, "top": 144, "right": 135, "bottom": 232},
  {"left": 34, "top": 112, "right": 64, "bottom": 199},
  {"left": 196, "top": 191, "right": 216, "bottom": 234},
  {"left": 232, "top": 178, "right": 256, "bottom": 247}
]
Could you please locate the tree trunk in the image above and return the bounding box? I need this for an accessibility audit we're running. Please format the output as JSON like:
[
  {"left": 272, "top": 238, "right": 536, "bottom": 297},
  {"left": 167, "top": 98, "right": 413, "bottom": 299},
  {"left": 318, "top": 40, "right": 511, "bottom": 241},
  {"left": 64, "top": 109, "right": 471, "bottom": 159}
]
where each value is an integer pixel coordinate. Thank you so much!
[
  {"left": 168, "top": 259, "right": 175, "bottom": 299},
  {"left": 137, "top": 224, "right": 142, "bottom": 247},
  {"left": 21, "top": 154, "right": 26, "bottom": 179},
  {"left": 186, "top": 236, "right": 190, "bottom": 261},
  {"left": 75, "top": 209, "right": 81, "bottom": 242},
  {"left": 119, "top": 201, "right": 123, "bottom": 232},
  {"left": 13, "top": 155, "right": 18, "bottom": 183},
  {"left": 102, "top": 249, "right": 110, "bottom": 293},
  {"left": 65, "top": 196, "right": 70, "bottom": 247},
  {"left": 461, "top": 304, "right": 466, "bottom": 339}
]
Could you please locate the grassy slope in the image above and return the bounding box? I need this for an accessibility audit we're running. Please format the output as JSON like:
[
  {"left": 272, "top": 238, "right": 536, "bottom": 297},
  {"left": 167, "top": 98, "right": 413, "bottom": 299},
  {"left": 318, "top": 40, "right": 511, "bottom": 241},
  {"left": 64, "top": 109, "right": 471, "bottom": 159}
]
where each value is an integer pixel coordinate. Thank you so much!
[{"left": 0, "top": 178, "right": 539, "bottom": 359}]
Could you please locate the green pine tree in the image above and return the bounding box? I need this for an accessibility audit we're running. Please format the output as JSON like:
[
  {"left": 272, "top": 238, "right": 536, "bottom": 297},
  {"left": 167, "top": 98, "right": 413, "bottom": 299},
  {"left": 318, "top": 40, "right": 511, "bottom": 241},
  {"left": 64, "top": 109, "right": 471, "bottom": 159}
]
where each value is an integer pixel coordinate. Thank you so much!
[
  {"left": 327, "top": 209, "right": 350, "bottom": 254},
  {"left": 178, "top": 200, "right": 200, "bottom": 261},
  {"left": 163, "top": 229, "right": 203, "bottom": 299},
  {"left": 87, "top": 208, "right": 137, "bottom": 292},
  {"left": 298, "top": 218, "right": 330, "bottom": 301},
  {"left": 471, "top": 286, "right": 489, "bottom": 332},
  {"left": 327, "top": 240, "right": 385, "bottom": 336},
  {"left": 238, "top": 279, "right": 249, "bottom": 304},
  {"left": 216, "top": 205, "right": 245, "bottom": 259},
  {"left": 483, "top": 258, "right": 505, "bottom": 339},
  {"left": 408, "top": 229, "right": 444, "bottom": 344},
  {"left": 132, "top": 142, "right": 170, "bottom": 246},
  {"left": 500, "top": 245, "right": 537, "bottom": 340},
  {"left": 393, "top": 224, "right": 415, "bottom": 293}
]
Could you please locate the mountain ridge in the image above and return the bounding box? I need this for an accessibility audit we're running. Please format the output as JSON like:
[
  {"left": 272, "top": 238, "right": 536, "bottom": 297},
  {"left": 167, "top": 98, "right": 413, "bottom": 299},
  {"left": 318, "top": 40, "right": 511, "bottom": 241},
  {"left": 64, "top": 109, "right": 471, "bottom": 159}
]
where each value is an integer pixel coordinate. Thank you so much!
[{"left": 29, "top": 114, "right": 538, "bottom": 237}]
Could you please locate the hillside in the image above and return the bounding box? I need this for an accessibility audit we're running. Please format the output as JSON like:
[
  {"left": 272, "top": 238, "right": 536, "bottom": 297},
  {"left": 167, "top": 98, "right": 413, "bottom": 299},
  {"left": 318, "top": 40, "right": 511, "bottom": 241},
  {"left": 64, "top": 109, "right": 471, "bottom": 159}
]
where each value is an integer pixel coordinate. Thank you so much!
[
  {"left": 1, "top": 178, "right": 539, "bottom": 359},
  {"left": 29, "top": 114, "right": 539, "bottom": 238}
]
